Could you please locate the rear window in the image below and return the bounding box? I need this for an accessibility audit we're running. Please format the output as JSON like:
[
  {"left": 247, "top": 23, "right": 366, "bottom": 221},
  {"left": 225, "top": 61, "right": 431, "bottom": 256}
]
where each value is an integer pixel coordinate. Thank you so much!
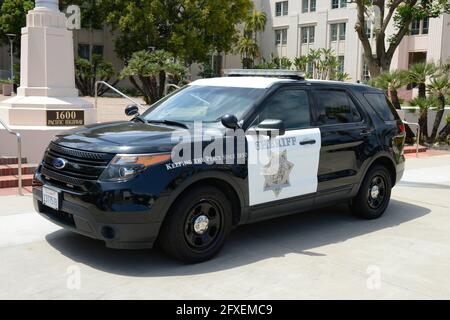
[
  {"left": 364, "top": 93, "right": 399, "bottom": 121},
  {"left": 314, "top": 90, "right": 362, "bottom": 125}
]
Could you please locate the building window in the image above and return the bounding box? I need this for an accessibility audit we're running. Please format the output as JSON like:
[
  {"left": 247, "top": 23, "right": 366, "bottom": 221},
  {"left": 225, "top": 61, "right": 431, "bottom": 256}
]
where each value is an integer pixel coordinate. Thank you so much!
[
  {"left": 330, "top": 24, "right": 338, "bottom": 41},
  {"left": 339, "top": 22, "right": 346, "bottom": 40},
  {"left": 302, "top": 0, "right": 309, "bottom": 13},
  {"left": 330, "top": 23, "right": 346, "bottom": 41},
  {"left": 332, "top": 0, "right": 346, "bottom": 9},
  {"left": 410, "top": 18, "right": 429, "bottom": 35},
  {"left": 338, "top": 55, "right": 345, "bottom": 73},
  {"left": 78, "top": 44, "right": 104, "bottom": 60},
  {"left": 92, "top": 45, "right": 104, "bottom": 57},
  {"left": 364, "top": 21, "right": 372, "bottom": 39},
  {"left": 422, "top": 17, "right": 429, "bottom": 34},
  {"left": 302, "top": 0, "right": 316, "bottom": 13},
  {"left": 275, "top": 29, "right": 288, "bottom": 45},
  {"left": 362, "top": 62, "right": 370, "bottom": 81},
  {"left": 411, "top": 19, "right": 420, "bottom": 35},
  {"left": 275, "top": 1, "right": 289, "bottom": 16},
  {"left": 301, "top": 26, "right": 315, "bottom": 44},
  {"left": 78, "top": 44, "right": 90, "bottom": 60}
]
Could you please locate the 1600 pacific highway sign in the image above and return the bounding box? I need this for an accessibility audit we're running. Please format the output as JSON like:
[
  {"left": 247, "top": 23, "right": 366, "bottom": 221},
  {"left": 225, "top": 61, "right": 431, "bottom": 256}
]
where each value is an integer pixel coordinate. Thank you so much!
[{"left": 47, "top": 110, "right": 85, "bottom": 126}]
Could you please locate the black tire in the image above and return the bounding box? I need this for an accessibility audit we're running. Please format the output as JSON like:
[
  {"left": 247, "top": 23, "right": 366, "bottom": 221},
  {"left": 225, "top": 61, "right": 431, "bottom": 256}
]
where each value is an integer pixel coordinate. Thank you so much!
[
  {"left": 158, "top": 186, "right": 232, "bottom": 263},
  {"left": 350, "top": 165, "right": 392, "bottom": 219}
]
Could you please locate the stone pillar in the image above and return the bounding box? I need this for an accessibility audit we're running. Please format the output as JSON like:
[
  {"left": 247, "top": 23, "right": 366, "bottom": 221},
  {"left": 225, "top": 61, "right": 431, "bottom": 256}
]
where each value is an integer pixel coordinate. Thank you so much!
[{"left": 0, "top": 0, "right": 97, "bottom": 162}]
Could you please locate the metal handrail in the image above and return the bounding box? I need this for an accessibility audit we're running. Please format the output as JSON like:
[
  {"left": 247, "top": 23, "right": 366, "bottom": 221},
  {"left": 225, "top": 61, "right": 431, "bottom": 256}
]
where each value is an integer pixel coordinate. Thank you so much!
[
  {"left": 94, "top": 81, "right": 146, "bottom": 111},
  {"left": 0, "top": 118, "right": 23, "bottom": 195},
  {"left": 164, "top": 84, "right": 181, "bottom": 96},
  {"left": 403, "top": 121, "right": 421, "bottom": 158}
]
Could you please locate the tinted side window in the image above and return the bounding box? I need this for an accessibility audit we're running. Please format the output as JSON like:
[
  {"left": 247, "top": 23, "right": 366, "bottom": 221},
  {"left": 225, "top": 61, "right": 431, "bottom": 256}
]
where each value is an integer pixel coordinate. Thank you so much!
[
  {"left": 315, "top": 90, "right": 362, "bottom": 125},
  {"left": 364, "top": 93, "right": 399, "bottom": 121},
  {"left": 259, "top": 89, "right": 311, "bottom": 129}
]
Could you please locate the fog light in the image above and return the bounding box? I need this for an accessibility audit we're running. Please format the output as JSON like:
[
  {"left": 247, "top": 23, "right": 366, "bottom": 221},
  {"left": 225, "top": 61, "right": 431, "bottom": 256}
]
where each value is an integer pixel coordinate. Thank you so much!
[{"left": 101, "top": 226, "right": 115, "bottom": 240}]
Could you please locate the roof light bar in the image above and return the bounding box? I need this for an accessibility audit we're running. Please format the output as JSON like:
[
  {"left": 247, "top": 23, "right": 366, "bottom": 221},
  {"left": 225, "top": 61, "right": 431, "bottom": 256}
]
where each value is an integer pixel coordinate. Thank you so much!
[{"left": 224, "top": 69, "right": 305, "bottom": 80}]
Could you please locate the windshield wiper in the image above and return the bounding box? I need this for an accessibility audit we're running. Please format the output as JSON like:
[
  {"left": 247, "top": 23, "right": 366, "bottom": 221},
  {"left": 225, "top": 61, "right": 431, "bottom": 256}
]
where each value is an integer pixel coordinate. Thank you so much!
[{"left": 146, "top": 119, "right": 189, "bottom": 129}]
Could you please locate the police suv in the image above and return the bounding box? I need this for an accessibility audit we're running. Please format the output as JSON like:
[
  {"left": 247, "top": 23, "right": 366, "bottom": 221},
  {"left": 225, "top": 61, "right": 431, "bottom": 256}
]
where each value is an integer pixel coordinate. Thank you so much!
[{"left": 33, "top": 70, "right": 406, "bottom": 263}]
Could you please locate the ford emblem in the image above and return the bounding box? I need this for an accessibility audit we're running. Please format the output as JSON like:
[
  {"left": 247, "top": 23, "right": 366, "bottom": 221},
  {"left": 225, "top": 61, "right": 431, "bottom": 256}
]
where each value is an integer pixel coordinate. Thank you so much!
[{"left": 52, "top": 158, "right": 67, "bottom": 170}]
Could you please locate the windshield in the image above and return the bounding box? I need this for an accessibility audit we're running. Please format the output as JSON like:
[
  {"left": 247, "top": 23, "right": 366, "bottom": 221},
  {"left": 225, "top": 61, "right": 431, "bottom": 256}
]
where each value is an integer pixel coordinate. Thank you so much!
[{"left": 141, "top": 85, "right": 265, "bottom": 122}]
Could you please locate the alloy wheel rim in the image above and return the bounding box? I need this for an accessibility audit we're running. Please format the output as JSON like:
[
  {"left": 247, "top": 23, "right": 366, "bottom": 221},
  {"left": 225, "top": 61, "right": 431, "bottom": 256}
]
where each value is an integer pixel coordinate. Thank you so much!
[
  {"left": 367, "top": 175, "right": 387, "bottom": 209},
  {"left": 184, "top": 199, "right": 223, "bottom": 251}
]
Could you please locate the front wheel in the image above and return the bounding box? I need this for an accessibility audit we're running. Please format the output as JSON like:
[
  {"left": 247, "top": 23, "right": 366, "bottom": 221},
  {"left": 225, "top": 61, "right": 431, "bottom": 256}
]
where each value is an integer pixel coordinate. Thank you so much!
[
  {"left": 350, "top": 165, "right": 392, "bottom": 219},
  {"left": 158, "top": 186, "right": 232, "bottom": 263}
]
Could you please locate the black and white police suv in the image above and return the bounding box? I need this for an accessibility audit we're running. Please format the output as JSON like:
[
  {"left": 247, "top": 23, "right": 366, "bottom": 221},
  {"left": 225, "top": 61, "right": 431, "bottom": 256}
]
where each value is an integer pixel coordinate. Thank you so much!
[{"left": 33, "top": 70, "right": 406, "bottom": 263}]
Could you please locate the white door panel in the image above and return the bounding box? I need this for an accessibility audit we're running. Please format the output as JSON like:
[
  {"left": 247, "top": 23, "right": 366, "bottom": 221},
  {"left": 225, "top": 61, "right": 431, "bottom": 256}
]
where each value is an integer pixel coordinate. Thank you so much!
[{"left": 247, "top": 128, "right": 321, "bottom": 206}]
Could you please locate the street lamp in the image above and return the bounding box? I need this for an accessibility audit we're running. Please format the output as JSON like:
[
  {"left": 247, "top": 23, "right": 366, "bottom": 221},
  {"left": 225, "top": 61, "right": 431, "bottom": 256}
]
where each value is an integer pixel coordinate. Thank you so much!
[{"left": 6, "top": 34, "right": 17, "bottom": 81}]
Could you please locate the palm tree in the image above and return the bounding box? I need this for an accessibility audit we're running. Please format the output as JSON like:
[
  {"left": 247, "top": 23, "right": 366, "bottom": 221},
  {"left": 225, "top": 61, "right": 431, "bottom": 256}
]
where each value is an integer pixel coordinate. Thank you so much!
[
  {"left": 408, "top": 62, "right": 437, "bottom": 99},
  {"left": 374, "top": 70, "right": 409, "bottom": 110},
  {"left": 410, "top": 96, "right": 435, "bottom": 142},
  {"left": 293, "top": 56, "right": 308, "bottom": 72},
  {"left": 236, "top": 36, "right": 259, "bottom": 68},
  {"left": 245, "top": 10, "right": 267, "bottom": 44},
  {"left": 427, "top": 74, "right": 450, "bottom": 142},
  {"left": 307, "top": 49, "right": 321, "bottom": 79},
  {"left": 408, "top": 63, "right": 437, "bottom": 141}
]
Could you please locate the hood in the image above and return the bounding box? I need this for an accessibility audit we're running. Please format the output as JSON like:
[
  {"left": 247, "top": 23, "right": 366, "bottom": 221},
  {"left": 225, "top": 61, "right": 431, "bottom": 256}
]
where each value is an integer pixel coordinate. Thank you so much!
[{"left": 53, "top": 121, "right": 186, "bottom": 154}]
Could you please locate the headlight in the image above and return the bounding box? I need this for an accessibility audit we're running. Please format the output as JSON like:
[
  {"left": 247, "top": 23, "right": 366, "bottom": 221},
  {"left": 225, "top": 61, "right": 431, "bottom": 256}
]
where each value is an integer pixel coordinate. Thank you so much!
[{"left": 99, "top": 153, "right": 171, "bottom": 182}]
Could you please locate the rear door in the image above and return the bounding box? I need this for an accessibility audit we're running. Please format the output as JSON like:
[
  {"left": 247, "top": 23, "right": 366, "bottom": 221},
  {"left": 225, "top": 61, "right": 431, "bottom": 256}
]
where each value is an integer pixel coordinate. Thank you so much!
[
  {"left": 311, "top": 87, "right": 373, "bottom": 203},
  {"left": 246, "top": 86, "right": 321, "bottom": 217}
]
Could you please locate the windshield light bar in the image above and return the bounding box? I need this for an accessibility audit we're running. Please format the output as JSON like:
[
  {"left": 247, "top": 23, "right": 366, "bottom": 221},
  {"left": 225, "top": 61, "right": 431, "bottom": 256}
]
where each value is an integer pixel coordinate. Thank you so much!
[{"left": 224, "top": 69, "right": 305, "bottom": 80}]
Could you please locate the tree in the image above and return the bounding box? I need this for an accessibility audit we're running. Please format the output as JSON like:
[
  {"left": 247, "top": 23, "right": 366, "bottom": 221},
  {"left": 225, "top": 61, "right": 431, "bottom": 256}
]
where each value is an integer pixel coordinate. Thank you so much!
[
  {"left": 293, "top": 56, "right": 309, "bottom": 72},
  {"left": 101, "top": 0, "right": 253, "bottom": 64},
  {"left": 75, "top": 54, "right": 118, "bottom": 97},
  {"left": 427, "top": 74, "right": 450, "bottom": 143},
  {"left": 438, "top": 114, "right": 450, "bottom": 142},
  {"left": 408, "top": 62, "right": 436, "bottom": 98},
  {"left": 236, "top": 36, "right": 259, "bottom": 68},
  {"left": 410, "top": 96, "right": 435, "bottom": 142},
  {"left": 353, "top": 0, "right": 450, "bottom": 77},
  {"left": 244, "top": 9, "right": 266, "bottom": 45},
  {"left": 0, "top": 0, "right": 33, "bottom": 51},
  {"left": 120, "top": 50, "right": 187, "bottom": 105},
  {"left": 407, "top": 62, "right": 437, "bottom": 139},
  {"left": 374, "top": 70, "right": 409, "bottom": 109}
]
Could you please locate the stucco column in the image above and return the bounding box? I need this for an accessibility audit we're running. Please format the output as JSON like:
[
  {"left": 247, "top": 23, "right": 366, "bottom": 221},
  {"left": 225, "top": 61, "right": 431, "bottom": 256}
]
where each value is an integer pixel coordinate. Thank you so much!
[{"left": 0, "top": 0, "right": 97, "bottom": 163}]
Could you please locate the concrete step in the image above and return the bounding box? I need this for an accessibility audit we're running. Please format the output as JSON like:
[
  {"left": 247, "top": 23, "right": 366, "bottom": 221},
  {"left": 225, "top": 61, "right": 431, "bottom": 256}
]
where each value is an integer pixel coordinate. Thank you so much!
[
  {"left": 404, "top": 145, "right": 427, "bottom": 154},
  {"left": 0, "top": 157, "right": 28, "bottom": 165},
  {"left": 0, "top": 174, "right": 34, "bottom": 188},
  {"left": 0, "top": 164, "right": 38, "bottom": 176}
]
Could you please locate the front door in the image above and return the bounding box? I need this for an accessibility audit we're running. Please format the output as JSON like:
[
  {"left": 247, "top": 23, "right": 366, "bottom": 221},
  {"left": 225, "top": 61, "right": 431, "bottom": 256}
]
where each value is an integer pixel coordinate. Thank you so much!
[{"left": 246, "top": 87, "right": 321, "bottom": 210}]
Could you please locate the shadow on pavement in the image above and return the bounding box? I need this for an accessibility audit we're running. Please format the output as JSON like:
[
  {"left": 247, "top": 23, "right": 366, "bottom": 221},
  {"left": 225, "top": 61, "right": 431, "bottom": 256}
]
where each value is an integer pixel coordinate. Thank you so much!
[{"left": 45, "top": 199, "right": 430, "bottom": 277}]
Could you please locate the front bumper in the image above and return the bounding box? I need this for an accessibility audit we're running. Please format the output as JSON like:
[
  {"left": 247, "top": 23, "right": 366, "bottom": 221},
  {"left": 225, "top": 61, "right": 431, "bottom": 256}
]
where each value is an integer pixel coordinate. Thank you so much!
[{"left": 33, "top": 173, "right": 166, "bottom": 249}]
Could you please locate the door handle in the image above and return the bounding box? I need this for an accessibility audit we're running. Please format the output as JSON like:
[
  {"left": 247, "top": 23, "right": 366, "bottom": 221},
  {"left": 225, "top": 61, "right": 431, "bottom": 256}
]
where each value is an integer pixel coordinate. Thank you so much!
[{"left": 300, "top": 139, "right": 316, "bottom": 145}]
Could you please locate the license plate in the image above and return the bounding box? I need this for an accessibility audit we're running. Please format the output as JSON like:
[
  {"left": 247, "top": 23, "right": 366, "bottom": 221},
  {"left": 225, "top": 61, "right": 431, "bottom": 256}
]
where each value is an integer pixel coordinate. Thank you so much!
[{"left": 42, "top": 187, "right": 60, "bottom": 210}]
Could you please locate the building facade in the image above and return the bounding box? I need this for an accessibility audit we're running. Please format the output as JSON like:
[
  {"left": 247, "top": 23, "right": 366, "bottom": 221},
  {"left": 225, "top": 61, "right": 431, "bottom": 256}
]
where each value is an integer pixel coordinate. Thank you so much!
[{"left": 253, "top": 0, "right": 450, "bottom": 89}]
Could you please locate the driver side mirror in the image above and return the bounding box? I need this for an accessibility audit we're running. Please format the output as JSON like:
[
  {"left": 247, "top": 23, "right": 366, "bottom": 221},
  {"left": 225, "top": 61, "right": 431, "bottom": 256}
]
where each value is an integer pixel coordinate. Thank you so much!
[
  {"left": 254, "top": 119, "right": 286, "bottom": 137},
  {"left": 221, "top": 114, "right": 240, "bottom": 129},
  {"left": 125, "top": 104, "right": 140, "bottom": 117}
]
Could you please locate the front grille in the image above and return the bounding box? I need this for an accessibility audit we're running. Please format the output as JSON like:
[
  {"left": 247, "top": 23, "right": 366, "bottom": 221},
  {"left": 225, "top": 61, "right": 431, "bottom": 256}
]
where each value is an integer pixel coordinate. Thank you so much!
[{"left": 42, "top": 143, "right": 115, "bottom": 187}]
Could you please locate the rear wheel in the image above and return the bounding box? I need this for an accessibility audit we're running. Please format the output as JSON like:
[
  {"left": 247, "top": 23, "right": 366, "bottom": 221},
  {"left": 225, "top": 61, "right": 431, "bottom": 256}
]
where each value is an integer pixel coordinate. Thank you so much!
[
  {"left": 158, "top": 186, "right": 232, "bottom": 263},
  {"left": 351, "top": 165, "right": 392, "bottom": 219}
]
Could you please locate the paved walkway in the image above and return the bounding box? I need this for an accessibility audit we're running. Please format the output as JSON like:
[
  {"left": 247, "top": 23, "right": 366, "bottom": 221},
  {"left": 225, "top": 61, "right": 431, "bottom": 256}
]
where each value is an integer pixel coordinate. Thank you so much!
[{"left": 0, "top": 154, "right": 449, "bottom": 299}]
